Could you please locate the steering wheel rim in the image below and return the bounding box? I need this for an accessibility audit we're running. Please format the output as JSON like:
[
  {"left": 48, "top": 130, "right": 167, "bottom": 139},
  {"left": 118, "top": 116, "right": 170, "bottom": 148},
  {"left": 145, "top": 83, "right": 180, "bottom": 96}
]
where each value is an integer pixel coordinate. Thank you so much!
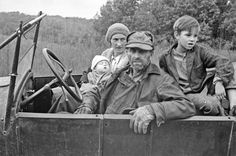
[{"left": 42, "top": 48, "right": 83, "bottom": 103}]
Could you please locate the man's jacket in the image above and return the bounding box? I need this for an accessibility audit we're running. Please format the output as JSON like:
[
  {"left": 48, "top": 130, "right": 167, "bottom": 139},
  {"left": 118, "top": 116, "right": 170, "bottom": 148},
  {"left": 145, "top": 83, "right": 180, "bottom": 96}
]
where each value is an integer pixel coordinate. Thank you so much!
[
  {"left": 159, "top": 43, "right": 234, "bottom": 93},
  {"left": 83, "top": 63, "right": 196, "bottom": 125}
]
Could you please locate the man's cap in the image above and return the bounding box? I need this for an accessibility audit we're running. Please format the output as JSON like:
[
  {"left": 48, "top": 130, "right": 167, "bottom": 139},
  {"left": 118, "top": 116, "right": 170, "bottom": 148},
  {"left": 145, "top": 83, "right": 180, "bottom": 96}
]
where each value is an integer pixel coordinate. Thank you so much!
[
  {"left": 105, "top": 23, "right": 130, "bottom": 44},
  {"left": 126, "top": 31, "right": 154, "bottom": 51}
]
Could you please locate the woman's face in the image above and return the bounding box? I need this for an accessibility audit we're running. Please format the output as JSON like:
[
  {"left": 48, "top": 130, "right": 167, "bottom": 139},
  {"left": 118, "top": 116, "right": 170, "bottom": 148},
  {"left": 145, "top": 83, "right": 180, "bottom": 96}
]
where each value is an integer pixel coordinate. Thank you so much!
[{"left": 110, "top": 34, "right": 126, "bottom": 55}]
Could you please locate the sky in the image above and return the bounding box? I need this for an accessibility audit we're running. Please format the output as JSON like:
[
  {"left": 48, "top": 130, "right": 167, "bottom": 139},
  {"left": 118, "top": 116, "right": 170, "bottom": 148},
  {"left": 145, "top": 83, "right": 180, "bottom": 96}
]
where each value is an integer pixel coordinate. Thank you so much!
[{"left": 0, "top": 0, "right": 108, "bottom": 19}]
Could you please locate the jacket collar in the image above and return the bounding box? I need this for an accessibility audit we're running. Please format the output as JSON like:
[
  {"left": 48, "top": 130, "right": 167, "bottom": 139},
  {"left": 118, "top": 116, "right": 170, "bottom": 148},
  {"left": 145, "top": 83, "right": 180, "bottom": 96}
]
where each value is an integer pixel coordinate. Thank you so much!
[{"left": 144, "top": 63, "right": 161, "bottom": 76}]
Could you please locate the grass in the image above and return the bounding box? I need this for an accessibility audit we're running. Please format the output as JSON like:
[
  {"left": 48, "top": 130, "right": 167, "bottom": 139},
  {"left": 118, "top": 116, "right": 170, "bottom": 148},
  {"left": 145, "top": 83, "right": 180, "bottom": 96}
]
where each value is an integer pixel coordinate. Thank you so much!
[
  {"left": 0, "top": 34, "right": 104, "bottom": 77},
  {"left": 1, "top": 33, "right": 236, "bottom": 77}
]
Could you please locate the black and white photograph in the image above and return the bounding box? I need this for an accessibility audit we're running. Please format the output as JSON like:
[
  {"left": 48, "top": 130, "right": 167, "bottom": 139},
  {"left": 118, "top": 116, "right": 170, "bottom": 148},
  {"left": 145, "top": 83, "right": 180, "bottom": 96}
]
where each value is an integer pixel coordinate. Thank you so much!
[{"left": 0, "top": 0, "right": 235, "bottom": 155}]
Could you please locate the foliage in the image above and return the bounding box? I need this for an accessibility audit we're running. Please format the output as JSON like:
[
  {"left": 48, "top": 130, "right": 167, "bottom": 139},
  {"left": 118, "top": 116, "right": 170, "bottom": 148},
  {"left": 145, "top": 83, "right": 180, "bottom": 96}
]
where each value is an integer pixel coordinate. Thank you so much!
[
  {"left": 0, "top": 12, "right": 106, "bottom": 51},
  {"left": 0, "top": 0, "right": 235, "bottom": 76},
  {"left": 0, "top": 12, "right": 106, "bottom": 76},
  {"left": 95, "top": 0, "right": 236, "bottom": 49}
]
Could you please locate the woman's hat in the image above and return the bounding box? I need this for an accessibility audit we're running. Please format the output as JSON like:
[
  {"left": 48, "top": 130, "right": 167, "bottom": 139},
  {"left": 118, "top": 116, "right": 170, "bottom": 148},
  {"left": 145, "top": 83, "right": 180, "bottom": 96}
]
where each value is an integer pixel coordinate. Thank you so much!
[{"left": 105, "top": 23, "right": 130, "bottom": 44}]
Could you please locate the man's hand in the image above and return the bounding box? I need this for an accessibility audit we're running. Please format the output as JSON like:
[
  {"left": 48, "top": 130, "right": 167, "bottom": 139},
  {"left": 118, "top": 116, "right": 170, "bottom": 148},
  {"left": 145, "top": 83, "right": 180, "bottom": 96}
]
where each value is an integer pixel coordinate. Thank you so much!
[
  {"left": 129, "top": 106, "right": 154, "bottom": 134},
  {"left": 229, "top": 105, "right": 236, "bottom": 116},
  {"left": 74, "top": 105, "right": 92, "bottom": 114},
  {"left": 215, "top": 81, "right": 226, "bottom": 100}
]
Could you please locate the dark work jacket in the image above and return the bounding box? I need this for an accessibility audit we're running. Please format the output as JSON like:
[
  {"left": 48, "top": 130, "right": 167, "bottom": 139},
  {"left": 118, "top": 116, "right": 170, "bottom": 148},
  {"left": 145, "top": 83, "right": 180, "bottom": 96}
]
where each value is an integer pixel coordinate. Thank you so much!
[
  {"left": 159, "top": 43, "right": 234, "bottom": 94},
  {"left": 83, "top": 63, "right": 196, "bottom": 125}
]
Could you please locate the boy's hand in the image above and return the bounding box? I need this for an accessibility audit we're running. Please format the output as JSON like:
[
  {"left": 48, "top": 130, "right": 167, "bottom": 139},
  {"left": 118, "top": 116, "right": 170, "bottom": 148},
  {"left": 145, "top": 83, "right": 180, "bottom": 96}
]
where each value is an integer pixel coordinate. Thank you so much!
[{"left": 215, "top": 81, "right": 226, "bottom": 100}]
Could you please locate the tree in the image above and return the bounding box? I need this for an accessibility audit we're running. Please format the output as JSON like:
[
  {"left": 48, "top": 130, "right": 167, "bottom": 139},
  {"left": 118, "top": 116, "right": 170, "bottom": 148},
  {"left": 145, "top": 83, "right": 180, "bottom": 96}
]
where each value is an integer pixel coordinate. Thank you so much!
[
  {"left": 93, "top": 0, "right": 140, "bottom": 46},
  {"left": 94, "top": 0, "right": 235, "bottom": 49}
]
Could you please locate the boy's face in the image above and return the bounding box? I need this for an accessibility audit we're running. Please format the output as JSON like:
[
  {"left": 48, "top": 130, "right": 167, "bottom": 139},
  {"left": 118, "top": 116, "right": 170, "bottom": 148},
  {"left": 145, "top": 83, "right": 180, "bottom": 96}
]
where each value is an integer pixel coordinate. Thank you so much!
[
  {"left": 94, "top": 60, "right": 110, "bottom": 74},
  {"left": 110, "top": 34, "right": 126, "bottom": 55},
  {"left": 175, "top": 27, "right": 199, "bottom": 50}
]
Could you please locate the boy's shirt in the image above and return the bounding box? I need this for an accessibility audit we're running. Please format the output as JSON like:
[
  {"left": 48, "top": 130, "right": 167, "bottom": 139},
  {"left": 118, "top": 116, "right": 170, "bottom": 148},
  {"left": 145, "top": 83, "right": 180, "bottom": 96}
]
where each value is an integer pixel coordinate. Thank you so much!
[{"left": 172, "top": 49, "right": 191, "bottom": 93}]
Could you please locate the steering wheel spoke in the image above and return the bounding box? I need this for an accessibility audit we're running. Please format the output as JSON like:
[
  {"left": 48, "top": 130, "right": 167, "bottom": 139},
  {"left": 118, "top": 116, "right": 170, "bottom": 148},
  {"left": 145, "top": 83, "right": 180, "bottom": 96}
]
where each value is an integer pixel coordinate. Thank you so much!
[{"left": 42, "top": 48, "right": 83, "bottom": 103}]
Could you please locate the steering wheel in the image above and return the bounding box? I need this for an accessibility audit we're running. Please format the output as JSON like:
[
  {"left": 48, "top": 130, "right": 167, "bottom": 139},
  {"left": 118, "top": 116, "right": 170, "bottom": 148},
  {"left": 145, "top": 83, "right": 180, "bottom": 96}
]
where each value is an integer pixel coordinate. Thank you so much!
[{"left": 42, "top": 48, "right": 83, "bottom": 103}]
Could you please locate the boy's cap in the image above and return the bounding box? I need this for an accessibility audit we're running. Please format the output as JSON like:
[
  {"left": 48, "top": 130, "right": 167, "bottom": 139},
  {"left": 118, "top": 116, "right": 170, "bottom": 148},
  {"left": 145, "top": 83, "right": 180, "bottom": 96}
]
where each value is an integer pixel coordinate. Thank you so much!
[
  {"left": 173, "top": 15, "right": 200, "bottom": 32},
  {"left": 105, "top": 23, "right": 130, "bottom": 44},
  {"left": 91, "top": 55, "right": 110, "bottom": 70},
  {"left": 126, "top": 31, "right": 154, "bottom": 51}
]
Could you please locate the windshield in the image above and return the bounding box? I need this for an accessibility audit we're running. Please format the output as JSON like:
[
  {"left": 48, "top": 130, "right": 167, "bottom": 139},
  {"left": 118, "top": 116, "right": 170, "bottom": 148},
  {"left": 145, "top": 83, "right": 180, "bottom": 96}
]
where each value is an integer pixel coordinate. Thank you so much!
[{"left": 0, "top": 13, "right": 46, "bottom": 132}]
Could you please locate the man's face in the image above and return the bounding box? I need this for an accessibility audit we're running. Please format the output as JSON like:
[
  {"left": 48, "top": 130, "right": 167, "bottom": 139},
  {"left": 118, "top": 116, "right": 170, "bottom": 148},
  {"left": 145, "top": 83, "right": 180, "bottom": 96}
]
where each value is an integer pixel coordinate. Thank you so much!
[
  {"left": 94, "top": 60, "right": 110, "bottom": 74},
  {"left": 175, "top": 27, "right": 199, "bottom": 50},
  {"left": 110, "top": 34, "right": 126, "bottom": 55},
  {"left": 127, "top": 47, "right": 152, "bottom": 72}
]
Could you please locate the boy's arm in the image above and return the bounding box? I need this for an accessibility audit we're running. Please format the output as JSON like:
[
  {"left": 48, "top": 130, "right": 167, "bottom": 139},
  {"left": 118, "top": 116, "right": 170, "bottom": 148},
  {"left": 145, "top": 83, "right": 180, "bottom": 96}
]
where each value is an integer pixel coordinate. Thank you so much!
[{"left": 200, "top": 47, "right": 234, "bottom": 86}]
